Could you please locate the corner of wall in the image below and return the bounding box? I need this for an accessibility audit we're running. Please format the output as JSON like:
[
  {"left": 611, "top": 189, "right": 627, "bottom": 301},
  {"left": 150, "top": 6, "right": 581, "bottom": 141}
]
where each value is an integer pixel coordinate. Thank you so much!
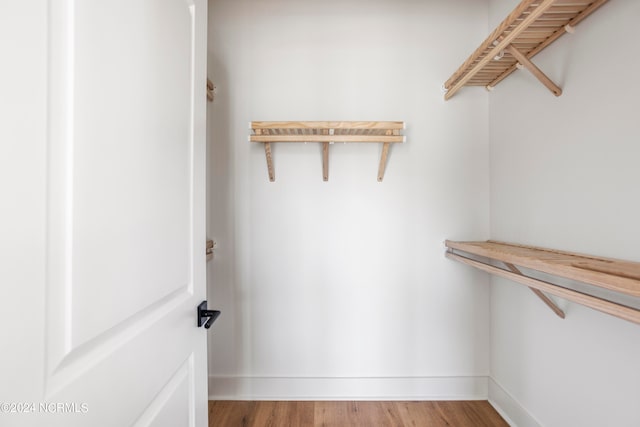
[{"left": 488, "top": 377, "right": 541, "bottom": 427}]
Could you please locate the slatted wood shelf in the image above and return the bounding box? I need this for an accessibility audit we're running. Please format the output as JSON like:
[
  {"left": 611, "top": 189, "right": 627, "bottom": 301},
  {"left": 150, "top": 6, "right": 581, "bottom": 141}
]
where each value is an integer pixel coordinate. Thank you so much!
[
  {"left": 444, "top": 0, "right": 609, "bottom": 100},
  {"left": 446, "top": 240, "right": 640, "bottom": 324},
  {"left": 249, "top": 121, "right": 405, "bottom": 182}
]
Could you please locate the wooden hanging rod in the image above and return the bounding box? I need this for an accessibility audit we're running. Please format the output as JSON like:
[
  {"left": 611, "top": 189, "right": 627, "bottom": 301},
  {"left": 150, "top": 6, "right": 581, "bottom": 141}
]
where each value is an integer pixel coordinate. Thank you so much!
[
  {"left": 445, "top": 240, "right": 640, "bottom": 324},
  {"left": 249, "top": 121, "right": 405, "bottom": 182},
  {"left": 443, "top": 0, "right": 610, "bottom": 100}
]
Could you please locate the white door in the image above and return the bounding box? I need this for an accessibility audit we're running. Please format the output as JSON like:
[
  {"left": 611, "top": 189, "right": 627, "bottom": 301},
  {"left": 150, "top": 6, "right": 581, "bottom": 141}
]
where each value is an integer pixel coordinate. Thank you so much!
[{"left": 0, "top": 0, "right": 209, "bottom": 426}]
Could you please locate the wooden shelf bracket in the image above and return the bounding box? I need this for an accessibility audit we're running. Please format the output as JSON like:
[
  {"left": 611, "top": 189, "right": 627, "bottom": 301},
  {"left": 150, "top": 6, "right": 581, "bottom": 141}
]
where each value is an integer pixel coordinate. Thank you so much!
[
  {"left": 444, "top": 0, "right": 610, "bottom": 100},
  {"left": 206, "top": 78, "right": 214, "bottom": 102},
  {"left": 206, "top": 238, "right": 215, "bottom": 262},
  {"left": 377, "top": 142, "right": 390, "bottom": 182},
  {"left": 249, "top": 121, "right": 405, "bottom": 182},
  {"left": 503, "top": 262, "right": 565, "bottom": 319},
  {"left": 445, "top": 240, "right": 640, "bottom": 325},
  {"left": 504, "top": 44, "right": 562, "bottom": 97}
]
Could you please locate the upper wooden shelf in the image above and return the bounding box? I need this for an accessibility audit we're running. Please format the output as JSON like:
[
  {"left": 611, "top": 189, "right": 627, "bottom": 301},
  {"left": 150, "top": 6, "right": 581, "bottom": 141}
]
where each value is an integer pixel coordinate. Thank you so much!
[
  {"left": 249, "top": 121, "right": 405, "bottom": 182},
  {"left": 444, "top": 0, "right": 609, "bottom": 100},
  {"left": 446, "top": 240, "right": 640, "bottom": 324}
]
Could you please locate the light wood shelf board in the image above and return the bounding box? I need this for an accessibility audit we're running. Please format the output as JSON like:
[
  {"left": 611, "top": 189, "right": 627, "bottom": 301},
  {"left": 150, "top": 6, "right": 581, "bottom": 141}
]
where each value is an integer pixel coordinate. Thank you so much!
[
  {"left": 444, "top": 0, "right": 609, "bottom": 99},
  {"left": 249, "top": 121, "right": 405, "bottom": 182},
  {"left": 250, "top": 135, "right": 404, "bottom": 143},
  {"left": 446, "top": 251, "right": 640, "bottom": 325},
  {"left": 446, "top": 240, "right": 640, "bottom": 297},
  {"left": 251, "top": 121, "right": 404, "bottom": 130},
  {"left": 445, "top": 240, "right": 640, "bottom": 324}
]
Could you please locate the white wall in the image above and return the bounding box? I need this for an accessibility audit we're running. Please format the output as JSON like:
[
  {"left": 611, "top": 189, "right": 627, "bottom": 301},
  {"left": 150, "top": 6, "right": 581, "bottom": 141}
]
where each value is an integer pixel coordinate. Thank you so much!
[
  {"left": 489, "top": 1, "right": 640, "bottom": 426},
  {"left": 206, "top": 0, "right": 491, "bottom": 399}
]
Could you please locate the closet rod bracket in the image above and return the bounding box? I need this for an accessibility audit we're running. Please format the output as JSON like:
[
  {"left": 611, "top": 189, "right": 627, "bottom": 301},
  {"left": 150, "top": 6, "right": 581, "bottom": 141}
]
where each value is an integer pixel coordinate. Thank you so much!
[{"left": 503, "top": 262, "right": 565, "bottom": 319}]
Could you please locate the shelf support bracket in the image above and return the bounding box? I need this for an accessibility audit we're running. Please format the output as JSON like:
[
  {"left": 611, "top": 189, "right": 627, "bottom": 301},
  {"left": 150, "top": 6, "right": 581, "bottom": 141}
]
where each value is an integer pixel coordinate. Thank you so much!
[
  {"left": 256, "top": 128, "right": 275, "bottom": 182},
  {"left": 264, "top": 142, "right": 275, "bottom": 182},
  {"left": 322, "top": 142, "right": 329, "bottom": 181},
  {"left": 506, "top": 44, "right": 562, "bottom": 97},
  {"left": 206, "top": 238, "right": 215, "bottom": 262},
  {"left": 206, "top": 78, "right": 214, "bottom": 102},
  {"left": 503, "top": 262, "right": 566, "bottom": 319},
  {"left": 377, "top": 142, "right": 390, "bottom": 182}
]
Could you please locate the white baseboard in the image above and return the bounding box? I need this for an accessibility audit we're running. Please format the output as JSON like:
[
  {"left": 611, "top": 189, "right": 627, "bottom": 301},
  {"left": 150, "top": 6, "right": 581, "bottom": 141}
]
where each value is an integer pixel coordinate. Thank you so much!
[
  {"left": 488, "top": 377, "right": 541, "bottom": 427},
  {"left": 208, "top": 375, "right": 488, "bottom": 400}
]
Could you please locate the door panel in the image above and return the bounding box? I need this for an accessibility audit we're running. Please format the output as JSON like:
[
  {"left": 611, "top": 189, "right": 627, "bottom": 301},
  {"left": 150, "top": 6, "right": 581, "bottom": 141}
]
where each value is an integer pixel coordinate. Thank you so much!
[
  {"left": 71, "top": 0, "right": 192, "bottom": 346},
  {"left": 134, "top": 356, "right": 193, "bottom": 427},
  {"left": 38, "top": 0, "right": 208, "bottom": 425}
]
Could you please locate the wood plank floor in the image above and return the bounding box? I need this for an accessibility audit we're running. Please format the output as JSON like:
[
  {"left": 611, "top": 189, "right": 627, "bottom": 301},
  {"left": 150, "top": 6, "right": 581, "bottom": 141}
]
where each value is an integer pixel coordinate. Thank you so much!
[{"left": 209, "top": 401, "right": 509, "bottom": 426}]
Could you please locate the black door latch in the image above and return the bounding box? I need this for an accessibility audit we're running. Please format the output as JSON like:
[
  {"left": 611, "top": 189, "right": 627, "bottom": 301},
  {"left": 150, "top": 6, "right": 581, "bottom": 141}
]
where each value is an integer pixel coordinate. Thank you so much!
[{"left": 197, "top": 301, "right": 221, "bottom": 329}]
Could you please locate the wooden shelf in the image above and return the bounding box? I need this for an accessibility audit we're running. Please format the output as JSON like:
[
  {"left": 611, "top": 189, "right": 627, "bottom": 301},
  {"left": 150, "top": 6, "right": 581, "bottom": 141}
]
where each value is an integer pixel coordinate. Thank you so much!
[
  {"left": 249, "top": 121, "right": 405, "bottom": 182},
  {"left": 445, "top": 240, "right": 640, "bottom": 324},
  {"left": 444, "top": 0, "right": 609, "bottom": 100}
]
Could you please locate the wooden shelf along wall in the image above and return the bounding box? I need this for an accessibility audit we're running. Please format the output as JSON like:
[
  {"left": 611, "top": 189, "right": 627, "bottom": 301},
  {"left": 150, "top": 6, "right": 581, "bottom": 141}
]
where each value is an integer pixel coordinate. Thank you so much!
[
  {"left": 443, "top": 0, "right": 609, "bottom": 100},
  {"left": 446, "top": 240, "right": 640, "bottom": 325},
  {"left": 249, "top": 121, "right": 405, "bottom": 182}
]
